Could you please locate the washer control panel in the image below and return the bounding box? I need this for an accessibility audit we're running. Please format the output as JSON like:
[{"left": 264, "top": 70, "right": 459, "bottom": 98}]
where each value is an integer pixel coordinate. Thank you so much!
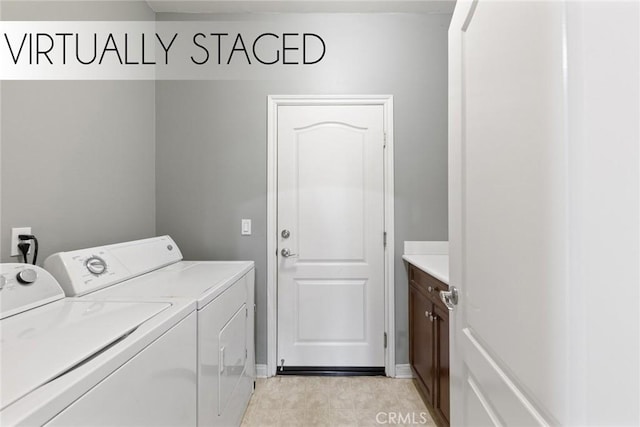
[
  {"left": 0, "top": 264, "right": 64, "bottom": 320},
  {"left": 44, "top": 235, "right": 183, "bottom": 297},
  {"left": 61, "top": 249, "right": 130, "bottom": 296}
]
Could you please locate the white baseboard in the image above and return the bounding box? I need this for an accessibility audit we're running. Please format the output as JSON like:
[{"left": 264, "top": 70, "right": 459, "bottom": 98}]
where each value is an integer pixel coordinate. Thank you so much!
[
  {"left": 256, "top": 364, "right": 268, "bottom": 378},
  {"left": 394, "top": 364, "right": 414, "bottom": 379}
]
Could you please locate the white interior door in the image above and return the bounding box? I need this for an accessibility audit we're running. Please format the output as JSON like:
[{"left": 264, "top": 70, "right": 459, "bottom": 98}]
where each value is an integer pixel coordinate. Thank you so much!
[
  {"left": 450, "top": 1, "right": 640, "bottom": 425},
  {"left": 449, "top": 1, "right": 570, "bottom": 425},
  {"left": 276, "top": 104, "right": 385, "bottom": 368}
]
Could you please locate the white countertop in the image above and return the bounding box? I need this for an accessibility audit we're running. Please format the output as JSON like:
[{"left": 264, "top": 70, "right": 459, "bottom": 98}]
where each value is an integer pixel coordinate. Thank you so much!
[{"left": 403, "top": 254, "right": 449, "bottom": 285}]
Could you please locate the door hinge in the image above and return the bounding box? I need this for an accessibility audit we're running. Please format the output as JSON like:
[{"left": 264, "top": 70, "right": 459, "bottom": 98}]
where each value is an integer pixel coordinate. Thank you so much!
[
  {"left": 383, "top": 231, "right": 387, "bottom": 247},
  {"left": 246, "top": 307, "right": 248, "bottom": 318},
  {"left": 245, "top": 348, "right": 248, "bottom": 359},
  {"left": 383, "top": 132, "right": 387, "bottom": 148},
  {"left": 384, "top": 332, "right": 388, "bottom": 349}
]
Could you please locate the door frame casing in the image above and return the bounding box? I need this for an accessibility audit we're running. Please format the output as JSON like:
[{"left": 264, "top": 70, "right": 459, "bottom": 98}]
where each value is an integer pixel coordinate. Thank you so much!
[{"left": 266, "top": 95, "right": 395, "bottom": 377}]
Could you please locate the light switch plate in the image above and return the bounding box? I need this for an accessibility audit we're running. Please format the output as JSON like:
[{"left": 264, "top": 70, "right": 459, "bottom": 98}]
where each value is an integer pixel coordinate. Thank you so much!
[
  {"left": 241, "top": 219, "right": 251, "bottom": 236},
  {"left": 11, "top": 227, "right": 32, "bottom": 257}
]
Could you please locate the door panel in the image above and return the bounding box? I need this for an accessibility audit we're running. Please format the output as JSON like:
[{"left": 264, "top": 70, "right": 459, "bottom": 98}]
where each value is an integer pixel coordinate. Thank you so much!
[
  {"left": 277, "top": 104, "right": 385, "bottom": 367},
  {"left": 297, "top": 125, "right": 366, "bottom": 262},
  {"left": 449, "top": 0, "right": 568, "bottom": 425},
  {"left": 296, "top": 279, "right": 366, "bottom": 342},
  {"left": 464, "top": 378, "right": 498, "bottom": 427}
]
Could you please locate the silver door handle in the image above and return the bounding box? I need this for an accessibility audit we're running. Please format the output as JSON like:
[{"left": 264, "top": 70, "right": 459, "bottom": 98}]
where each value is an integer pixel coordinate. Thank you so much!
[
  {"left": 439, "top": 286, "right": 459, "bottom": 311},
  {"left": 280, "top": 248, "right": 297, "bottom": 258}
]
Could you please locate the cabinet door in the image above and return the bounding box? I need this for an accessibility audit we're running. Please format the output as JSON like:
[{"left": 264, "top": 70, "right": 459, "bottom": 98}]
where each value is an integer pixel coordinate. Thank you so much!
[
  {"left": 409, "top": 283, "right": 435, "bottom": 403},
  {"left": 433, "top": 304, "right": 450, "bottom": 426}
]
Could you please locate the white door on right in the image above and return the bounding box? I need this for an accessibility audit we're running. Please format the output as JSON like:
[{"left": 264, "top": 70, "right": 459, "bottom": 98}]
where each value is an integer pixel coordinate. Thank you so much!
[
  {"left": 450, "top": 1, "right": 571, "bottom": 425},
  {"left": 450, "top": 1, "right": 640, "bottom": 426}
]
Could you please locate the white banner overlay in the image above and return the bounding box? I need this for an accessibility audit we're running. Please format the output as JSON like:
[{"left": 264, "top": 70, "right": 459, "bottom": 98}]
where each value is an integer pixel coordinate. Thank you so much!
[{"left": 0, "top": 21, "right": 329, "bottom": 80}]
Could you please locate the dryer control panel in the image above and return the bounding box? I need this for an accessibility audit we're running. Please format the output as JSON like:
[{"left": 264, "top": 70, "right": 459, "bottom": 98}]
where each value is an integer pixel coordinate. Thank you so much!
[
  {"left": 44, "top": 236, "right": 183, "bottom": 297},
  {"left": 0, "top": 264, "right": 64, "bottom": 320}
]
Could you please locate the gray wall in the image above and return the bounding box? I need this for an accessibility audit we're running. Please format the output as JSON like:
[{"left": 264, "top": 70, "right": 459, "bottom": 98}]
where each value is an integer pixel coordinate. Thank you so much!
[
  {"left": 0, "top": 5, "right": 450, "bottom": 365},
  {"left": 155, "top": 13, "right": 450, "bottom": 364},
  {"left": 0, "top": 1, "right": 156, "bottom": 263}
]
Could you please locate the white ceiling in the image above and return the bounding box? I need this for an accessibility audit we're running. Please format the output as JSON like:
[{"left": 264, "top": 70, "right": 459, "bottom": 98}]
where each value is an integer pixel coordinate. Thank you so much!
[{"left": 145, "top": 0, "right": 456, "bottom": 14}]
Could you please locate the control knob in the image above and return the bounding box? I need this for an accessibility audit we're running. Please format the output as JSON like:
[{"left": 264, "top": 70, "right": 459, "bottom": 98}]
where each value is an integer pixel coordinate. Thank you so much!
[
  {"left": 17, "top": 268, "right": 37, "bottom": 285},
  {"left": 86, "top": 256, "right": 107, "bottom": 275}
]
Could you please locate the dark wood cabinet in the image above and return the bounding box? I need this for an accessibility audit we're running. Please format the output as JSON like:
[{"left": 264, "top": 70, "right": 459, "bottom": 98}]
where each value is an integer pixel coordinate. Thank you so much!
[
  {"left": 408, "top": 264, "right": 450, "bottom": 427},
  {"left": 433, "top": 302, "right": 450, "bottom": 425},
  {"left": 409, "top": 284, "right": 435, "bottom": 403}
]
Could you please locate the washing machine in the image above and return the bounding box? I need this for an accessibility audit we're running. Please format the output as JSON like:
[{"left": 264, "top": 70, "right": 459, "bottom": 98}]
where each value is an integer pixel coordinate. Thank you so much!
[
  {"left": 44, "top": 236, "right": 255, "bottom": 427},
  {"left": 0, "top": 263, "right": 197, "bottom": 426}
]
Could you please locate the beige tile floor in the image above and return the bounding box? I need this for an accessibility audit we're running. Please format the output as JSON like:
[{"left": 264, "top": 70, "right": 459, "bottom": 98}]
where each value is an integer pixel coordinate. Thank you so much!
[{"left": 241, "top": 376, "right": 436, "bottom": 426}]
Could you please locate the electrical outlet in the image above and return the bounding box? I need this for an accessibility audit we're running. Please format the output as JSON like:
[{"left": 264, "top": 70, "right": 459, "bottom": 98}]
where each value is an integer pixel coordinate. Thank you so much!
[{"left": 11, "top": 227, "right": 32, "bottom": 257}]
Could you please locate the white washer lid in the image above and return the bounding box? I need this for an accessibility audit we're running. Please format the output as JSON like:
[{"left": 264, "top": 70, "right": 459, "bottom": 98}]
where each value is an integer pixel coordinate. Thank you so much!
[{"left": 0, "top": 299, "right": 170, "bottom": 410}]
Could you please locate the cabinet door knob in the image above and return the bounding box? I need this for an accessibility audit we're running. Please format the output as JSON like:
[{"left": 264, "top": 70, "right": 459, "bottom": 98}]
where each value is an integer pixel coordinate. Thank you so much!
[
  {"left": 425, "top": 311, "right": 435, "bottom": 322},
  {"left": 428, "top": 286, "right": 433, "bottom": 292}
]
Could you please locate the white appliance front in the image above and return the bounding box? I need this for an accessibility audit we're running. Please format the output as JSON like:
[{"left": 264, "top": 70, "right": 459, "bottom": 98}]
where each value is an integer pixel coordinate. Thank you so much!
[
  {"left": 45, "top": 312, "right": 197, "bottom": 427},
  {"left": 45, "top": 236, "right": 256, "bottom": 427},
  {"left": 196, "top": 269, "right": 254, "bottom": 427},
  {"left": 91, "top": 262, "right": 256, "bottom": 427},
  {"left": 0, "top": 264, "right": 197, "bottom": 427},
  {"left": 2, "top": 299, "right": 170, "bottom": 410}
]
